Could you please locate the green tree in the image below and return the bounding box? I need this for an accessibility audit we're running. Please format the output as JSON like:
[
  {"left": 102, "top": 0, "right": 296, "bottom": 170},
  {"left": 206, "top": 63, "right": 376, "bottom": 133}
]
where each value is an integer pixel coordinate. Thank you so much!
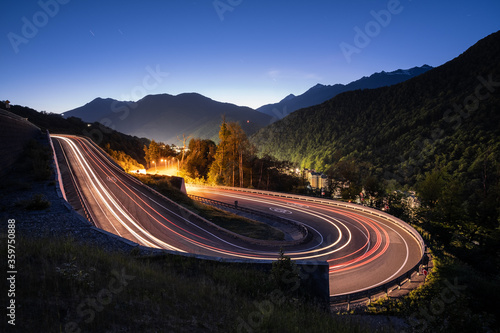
[
  {"left": 208, "top": 120, "right": 252, "bottom": 186},
  {"left": 148, "top": 140, "right": 160, "bottom": 165},
  {"left": 143, "top": 144, "right": 151, "bottom": 169},
  {"left": 226, "top": 122, "right": 251, "bottom": 187},
  {"left": 416, "top": 169, "right": 446, "bottom": 208},
  {"left": 208, "top": 118, "right": 230, "bottom": 185},
  {"left": 183, "top": 138, "right": 216, "bottom": 180}
]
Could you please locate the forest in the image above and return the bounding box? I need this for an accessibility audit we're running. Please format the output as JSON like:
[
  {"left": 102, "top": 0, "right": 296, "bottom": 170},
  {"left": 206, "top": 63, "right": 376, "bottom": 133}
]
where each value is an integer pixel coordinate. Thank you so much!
[
  {"left": 143, "top": 117, "right": 303, "bottom": 193},
  {"left": 249, "top": 31, "right": 500, "bottom": 329},
  {"left": 250, "top": 30, "right": 500, "bottom": 247}
]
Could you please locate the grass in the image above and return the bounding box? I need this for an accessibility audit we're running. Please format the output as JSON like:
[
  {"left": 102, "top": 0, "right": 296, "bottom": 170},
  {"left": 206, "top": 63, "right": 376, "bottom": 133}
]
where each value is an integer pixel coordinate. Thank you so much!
[
  {"left": 26, "top": 138, "right": 53, "bottom": 181},
  {"left": 0, "top": 136, "right": 52, "bottom": 192},
  {"left": 2, "top": 237, "right": 370, "bottom": 332},
  {"left": 366, "top": 246, "right": 500, "bottom": 332},
  {"left": 133, "top": 174, "right": 285, "bottom": 241},
  {"left": 192, "top": 204, "right": 285, "bottom": 241},
  {"left": 15, "top": 193, "right": 51, "bottom": 210}
]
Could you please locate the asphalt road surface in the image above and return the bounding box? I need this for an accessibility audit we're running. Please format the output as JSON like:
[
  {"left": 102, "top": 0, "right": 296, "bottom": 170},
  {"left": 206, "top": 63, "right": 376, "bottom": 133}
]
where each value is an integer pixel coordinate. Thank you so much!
[{"left": 52, "top": 135, "right": 423, "bottom": 296}]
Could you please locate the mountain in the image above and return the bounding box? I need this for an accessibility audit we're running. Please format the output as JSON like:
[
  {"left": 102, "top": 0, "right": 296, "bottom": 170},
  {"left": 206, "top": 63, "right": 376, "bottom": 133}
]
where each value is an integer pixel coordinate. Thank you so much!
[
  {"left": 3, "top": 102, "right": 149, "bottom": 165},
  {"left": 251, "top": 31, "right": 500, "bottom": 186},
  {"left": 256, "top": 65, "right": 433, "bottom": 120},
  {"left": 63, "top": 93, "right": 273, "bottom": 144}
]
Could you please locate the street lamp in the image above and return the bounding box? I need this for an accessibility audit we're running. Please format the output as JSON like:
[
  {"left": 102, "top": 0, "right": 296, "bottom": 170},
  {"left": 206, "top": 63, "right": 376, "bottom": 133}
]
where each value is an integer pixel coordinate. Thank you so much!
[
  {"left": 171, "top": 157, "right": 179, "bottom": 176},
  {"left": 152, "top": 160, "right": 156, "bottom": 173}
]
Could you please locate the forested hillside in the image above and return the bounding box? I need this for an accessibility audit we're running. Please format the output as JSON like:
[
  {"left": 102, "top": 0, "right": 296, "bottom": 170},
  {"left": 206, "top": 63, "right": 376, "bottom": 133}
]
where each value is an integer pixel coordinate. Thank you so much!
[
  {"left": 3, "top": 103, "right": 149, "bottom": 166},
  {"left": 252, "top": 34, "right": 500, "bottom": 329},
  {"left": 252, "top": 31, "right": 500, "bottom": 187}
]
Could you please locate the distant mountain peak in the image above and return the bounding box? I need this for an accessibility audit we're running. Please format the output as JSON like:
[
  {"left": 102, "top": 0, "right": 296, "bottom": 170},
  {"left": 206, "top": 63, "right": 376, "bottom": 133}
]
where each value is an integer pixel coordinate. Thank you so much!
[
  {"left": 280, "top": 94, "right": 296, "bottom": 103},
  {"left": 256, "top": 65, "right": 433, "bottom": 120},
  {"left": 62, "top": 92, "right": 272, "bottom": 144}
]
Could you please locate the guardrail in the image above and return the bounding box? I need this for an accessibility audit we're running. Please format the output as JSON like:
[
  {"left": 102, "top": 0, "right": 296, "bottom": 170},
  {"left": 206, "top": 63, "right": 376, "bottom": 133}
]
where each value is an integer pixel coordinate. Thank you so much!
[
  {"left": 187, "top": 184, "right": 428, "bottom": 304},
  {"left": 330, "top": 253, "right": 429, "bottom": 308},
  {"left": 189, "top": 184, "right": 425, "bottom": 255},
  {"left": 188, "top": 194, "right": 310, "bottom": 244}
]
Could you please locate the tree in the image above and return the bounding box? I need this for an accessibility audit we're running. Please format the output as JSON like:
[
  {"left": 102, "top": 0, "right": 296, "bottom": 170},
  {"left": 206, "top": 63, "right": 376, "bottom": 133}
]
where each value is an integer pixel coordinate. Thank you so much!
[
  {"left": 208, "top": 120, "right": 252, "bottom": 187},
  {"left": 177, "top": 134, "right": 191, "bottom": 166},
  {"left": 144, "top": 140, "right": 160, "bottom": 170},
  {"left": 226, "top": 122, "right": 251, "bottom": 187},
  {"left": 143, "top": 144, "right": 151, "bottom": 169},
  {"left": 208, "top": 118, "right": 230, "bottom": 185},
  {"left": 183, "top": 138, "right": 216, "bottom": 180},
  {"left": 363, "top": 175, "right": 385, "bottom": 207},
  {"left": 148, "top": 140, "right": 160, "bottom": 166},
  {"left": 416, "top": 169, "right": 446, "bottom": 208}
]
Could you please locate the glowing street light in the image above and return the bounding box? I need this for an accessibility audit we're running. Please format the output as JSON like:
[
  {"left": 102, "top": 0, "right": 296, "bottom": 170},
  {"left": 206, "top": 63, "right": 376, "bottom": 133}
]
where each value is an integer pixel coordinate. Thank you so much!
[
  {"left": 171, "top": 156, "right": 179, "bottom": 176},
  {"left": 152, "top": 160, "right": 156, "bottom": 173}
]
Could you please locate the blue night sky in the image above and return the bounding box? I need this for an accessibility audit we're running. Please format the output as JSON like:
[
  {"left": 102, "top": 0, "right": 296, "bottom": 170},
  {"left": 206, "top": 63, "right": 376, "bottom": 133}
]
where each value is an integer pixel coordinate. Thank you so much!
[{"left": 2, "top": 0, "right": 500, "bottom": 113}]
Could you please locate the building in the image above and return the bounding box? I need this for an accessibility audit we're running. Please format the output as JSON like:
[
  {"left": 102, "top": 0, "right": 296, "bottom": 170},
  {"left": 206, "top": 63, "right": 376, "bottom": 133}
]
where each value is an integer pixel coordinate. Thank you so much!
[{"left": 307, "top": 170, "right": 329, "bottom": 190}]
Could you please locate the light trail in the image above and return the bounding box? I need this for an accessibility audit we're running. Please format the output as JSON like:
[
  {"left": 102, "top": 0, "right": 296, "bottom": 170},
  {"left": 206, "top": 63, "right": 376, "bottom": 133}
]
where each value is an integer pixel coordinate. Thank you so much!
[
  {"left": 53, "top": 135, "right": 423, "bottom": 296},
  {"left": 187, "top": 185, "right": 419, "bottom": 296},
  {"left": 53, "top": 136, "right": 186, "bottom": 252}
]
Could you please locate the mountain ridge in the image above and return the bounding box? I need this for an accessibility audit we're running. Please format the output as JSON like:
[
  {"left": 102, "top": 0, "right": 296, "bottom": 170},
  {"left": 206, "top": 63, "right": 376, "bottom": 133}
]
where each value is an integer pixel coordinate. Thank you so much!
[
  {"left": 63, "top": 92, "right": 273, "bottom": 144},
  {"left": 62, "top": 65, "right": 433, "bottom": 143},
  {"left": 251, "top": 31, "right": 500, "bottom": 185},
  {"left": 256, "top": 65, "right": 433, "bottom": 120}
]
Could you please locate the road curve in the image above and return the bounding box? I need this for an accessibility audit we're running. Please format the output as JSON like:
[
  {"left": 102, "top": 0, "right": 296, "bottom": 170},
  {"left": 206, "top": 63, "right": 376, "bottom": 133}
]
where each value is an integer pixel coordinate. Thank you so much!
[
  {"left": 52, "top": 135, "right": 423, "bottom": 296},
  {"left": 185, "top": 186, "right": 424, "bottom": 296}
]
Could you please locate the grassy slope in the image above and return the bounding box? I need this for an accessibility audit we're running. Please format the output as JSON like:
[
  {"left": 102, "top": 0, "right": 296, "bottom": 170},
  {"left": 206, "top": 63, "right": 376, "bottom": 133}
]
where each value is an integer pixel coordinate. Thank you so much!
[{"left": 2, "top": 237, "right": 370, "bottom": 332}]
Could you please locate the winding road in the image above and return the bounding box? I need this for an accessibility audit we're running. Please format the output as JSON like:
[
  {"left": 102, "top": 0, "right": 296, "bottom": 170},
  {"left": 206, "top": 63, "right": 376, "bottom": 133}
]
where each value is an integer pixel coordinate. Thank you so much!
[{"left": 52, "top": 135, "right": 423, "bottom": 297}]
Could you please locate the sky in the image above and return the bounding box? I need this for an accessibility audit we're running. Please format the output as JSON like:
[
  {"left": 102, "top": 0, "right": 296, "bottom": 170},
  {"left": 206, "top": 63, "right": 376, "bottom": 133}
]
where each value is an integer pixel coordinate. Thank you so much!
[{"left": 2, "top": 0, "right": 500, "bottom": 113}]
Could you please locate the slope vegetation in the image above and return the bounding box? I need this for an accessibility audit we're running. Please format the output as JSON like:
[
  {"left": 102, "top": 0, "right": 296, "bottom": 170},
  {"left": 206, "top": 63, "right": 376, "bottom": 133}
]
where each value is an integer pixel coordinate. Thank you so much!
[{"left": 252, "top": 31, "right": 500, "bottom": 185}]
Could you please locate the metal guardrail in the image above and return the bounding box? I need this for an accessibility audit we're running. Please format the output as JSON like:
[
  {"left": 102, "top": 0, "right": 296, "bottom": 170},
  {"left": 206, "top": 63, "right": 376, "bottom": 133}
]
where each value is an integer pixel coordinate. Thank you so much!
[
  {"left": 191, "top": 184, "right": 425, "bottom": 255},
  {"left": 330, "top": 254, "right": 428, "bottom": 306},
  {"left": 188, "top": 194, "right": 309, "bottom": 239},
  {"left": 187, "top": 184, "right": 428, "bottom": 304}
]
